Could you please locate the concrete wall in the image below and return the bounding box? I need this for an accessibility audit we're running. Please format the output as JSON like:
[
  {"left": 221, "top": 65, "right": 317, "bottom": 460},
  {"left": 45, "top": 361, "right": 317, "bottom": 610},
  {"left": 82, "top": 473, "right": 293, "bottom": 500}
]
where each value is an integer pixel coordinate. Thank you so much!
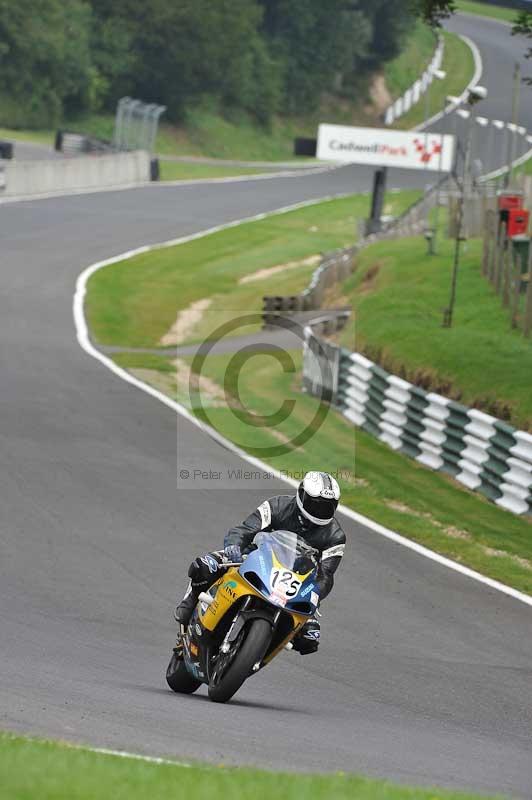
[{"left": 1, "top": 150, "right": 150, "bottom": 198}]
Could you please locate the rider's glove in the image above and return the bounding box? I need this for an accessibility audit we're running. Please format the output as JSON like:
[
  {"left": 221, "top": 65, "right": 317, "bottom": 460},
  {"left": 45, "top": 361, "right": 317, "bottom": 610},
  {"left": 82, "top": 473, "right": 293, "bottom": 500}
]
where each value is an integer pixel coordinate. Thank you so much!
[{"left": 224, "top": 544, "right": 243, "bottom": 564}]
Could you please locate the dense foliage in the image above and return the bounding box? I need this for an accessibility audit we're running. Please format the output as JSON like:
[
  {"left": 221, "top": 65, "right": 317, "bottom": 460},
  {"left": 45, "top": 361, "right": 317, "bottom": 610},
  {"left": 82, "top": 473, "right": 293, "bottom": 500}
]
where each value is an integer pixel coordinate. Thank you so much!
[
  {"left": 0, "top": 0, "right": 455, "bottom": 128},
  {"left": 513, "top": 11, "right": 532, "bottom": 83}
]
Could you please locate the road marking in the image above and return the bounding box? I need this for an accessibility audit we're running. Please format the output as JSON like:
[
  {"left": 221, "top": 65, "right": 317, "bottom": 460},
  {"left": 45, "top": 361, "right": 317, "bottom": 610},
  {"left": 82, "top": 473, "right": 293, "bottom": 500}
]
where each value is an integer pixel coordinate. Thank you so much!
[
  {"left": 73, "top": 200, "right": 532, "bottom": 609},
  {"left": 481, "top": 142, "right": 532, "bottom": 182},
  {"left": 413, "top": 34, "right": 483, "bottom": 131},
  {"left": 73, "top": 743, "right": 190, "bottom": 767}
]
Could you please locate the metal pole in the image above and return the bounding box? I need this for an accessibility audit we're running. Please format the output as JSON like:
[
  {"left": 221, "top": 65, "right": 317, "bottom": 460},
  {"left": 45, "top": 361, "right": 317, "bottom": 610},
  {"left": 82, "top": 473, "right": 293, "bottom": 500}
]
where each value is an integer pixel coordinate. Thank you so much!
[
  {"left": 140, "top": 103, "right": 155, "bottom": 151},
  {"left": 486, "top": 120, "right": 495, "bottom": 173},
  {"left": 114, "top": 97, "right": 130, "bottom": 151},
  {"left": 443, "top": 109, "right": 474, "bottom": 327},
  {"left": 149, "top": 106, "right": 166, "bottom": 155},
  {"left": 504, "top": 63, "right": 521, "bottom": 188},
  {"left": 492, "top": 119, "right": 504, "bottom": 172}
]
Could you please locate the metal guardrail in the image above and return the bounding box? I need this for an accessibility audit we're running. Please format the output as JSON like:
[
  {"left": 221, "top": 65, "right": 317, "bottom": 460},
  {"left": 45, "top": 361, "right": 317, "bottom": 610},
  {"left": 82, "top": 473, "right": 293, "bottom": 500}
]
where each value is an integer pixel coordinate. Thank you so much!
[{"left": 303, "top": 328, "right": 532, "bottom": 515}]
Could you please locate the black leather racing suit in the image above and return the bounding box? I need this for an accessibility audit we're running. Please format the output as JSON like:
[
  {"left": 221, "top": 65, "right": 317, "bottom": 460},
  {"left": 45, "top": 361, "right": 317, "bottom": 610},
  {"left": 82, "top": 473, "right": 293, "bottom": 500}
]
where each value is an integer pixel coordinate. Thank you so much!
[{"left": 224, "top": 494, "right": 346, "bottom": 601}]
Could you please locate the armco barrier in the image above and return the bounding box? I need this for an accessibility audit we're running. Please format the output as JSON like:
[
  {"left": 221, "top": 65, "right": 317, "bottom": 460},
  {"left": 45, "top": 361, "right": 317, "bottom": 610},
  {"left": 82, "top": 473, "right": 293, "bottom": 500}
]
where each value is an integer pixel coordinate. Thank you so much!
[
  {"left": 303, "top": 328, "right": 532, "bottom": 516},
  {"left": 1, "top": 150, "right": 151, "bottom": 198},
  {"left": 384, "top": 37, "right": 443, "bottom": 127}
]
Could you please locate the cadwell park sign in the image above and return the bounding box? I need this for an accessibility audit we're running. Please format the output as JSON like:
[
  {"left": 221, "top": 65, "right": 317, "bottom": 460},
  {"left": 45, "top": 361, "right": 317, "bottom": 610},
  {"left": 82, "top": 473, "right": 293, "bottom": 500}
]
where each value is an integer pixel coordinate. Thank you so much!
[{"left": 317, "top": 123, "right": 455, "bottom": 173}]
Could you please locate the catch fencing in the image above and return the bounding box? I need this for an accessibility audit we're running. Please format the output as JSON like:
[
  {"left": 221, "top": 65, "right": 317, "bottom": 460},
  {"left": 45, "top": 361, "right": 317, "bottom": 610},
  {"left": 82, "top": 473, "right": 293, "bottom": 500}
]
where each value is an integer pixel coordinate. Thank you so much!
[
  {"left": 384, "top": 37, "right": 444, "bottom": 126},
  {"left": 303, "top": 330, "right": 532, "bottom": 515}
]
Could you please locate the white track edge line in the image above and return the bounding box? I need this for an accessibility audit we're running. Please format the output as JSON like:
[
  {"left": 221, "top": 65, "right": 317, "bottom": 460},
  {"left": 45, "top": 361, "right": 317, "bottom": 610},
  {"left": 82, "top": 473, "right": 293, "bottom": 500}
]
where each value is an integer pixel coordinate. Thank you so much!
[
  {"left": 75, "top": 744, "right": 190, "bottom": 767},
  {"left": 481, "top": 143, "right": 532, "bottom": 182},
  {"left": 1, "top": 730, "right": 190, "bottom": 768},
  {"left": 73, "top": 201, "right": 532, "bottom": 609},
  {"left": 413, "top": 34, "right": 483, "bottom": 132}
]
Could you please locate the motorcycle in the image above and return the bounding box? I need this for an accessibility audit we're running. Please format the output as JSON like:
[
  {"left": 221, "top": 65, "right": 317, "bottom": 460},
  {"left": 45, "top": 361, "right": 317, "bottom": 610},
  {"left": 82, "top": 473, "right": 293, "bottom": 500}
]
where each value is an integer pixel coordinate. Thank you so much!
[{"left": 166, "top": 529, "right": 320, "bottom": 703}]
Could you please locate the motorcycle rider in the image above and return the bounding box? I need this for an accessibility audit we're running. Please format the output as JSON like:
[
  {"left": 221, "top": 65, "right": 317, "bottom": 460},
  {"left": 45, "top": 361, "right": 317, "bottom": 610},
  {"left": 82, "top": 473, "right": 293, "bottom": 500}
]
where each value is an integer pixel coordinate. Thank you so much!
[{"left": 173, "top": 471, "right": 345, "bottom": 655}]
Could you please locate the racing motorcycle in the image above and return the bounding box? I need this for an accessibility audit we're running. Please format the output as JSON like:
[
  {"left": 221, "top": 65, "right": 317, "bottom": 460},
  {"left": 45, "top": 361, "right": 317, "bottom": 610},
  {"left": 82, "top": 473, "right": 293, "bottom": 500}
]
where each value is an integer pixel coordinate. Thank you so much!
[{"left": 166, "top": 530, "right": 320, "bottom": 703}]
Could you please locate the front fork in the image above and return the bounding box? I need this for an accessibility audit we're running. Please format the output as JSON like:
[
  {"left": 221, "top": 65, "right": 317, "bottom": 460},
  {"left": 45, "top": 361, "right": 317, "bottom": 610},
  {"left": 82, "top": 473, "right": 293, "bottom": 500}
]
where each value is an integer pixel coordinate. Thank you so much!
[{"left": 219, "top": 597, "right": 281, "bottom": 654}]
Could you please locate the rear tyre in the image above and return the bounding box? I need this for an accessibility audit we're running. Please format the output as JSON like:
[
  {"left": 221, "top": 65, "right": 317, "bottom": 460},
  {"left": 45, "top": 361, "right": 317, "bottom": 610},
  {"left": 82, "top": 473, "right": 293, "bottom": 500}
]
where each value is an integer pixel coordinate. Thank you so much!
[
  {"left": 208, "top": 618, "right": 271, "bottom": 704},
  {"left": 166, "top": 650, "right": 201, "bottom": 694}
]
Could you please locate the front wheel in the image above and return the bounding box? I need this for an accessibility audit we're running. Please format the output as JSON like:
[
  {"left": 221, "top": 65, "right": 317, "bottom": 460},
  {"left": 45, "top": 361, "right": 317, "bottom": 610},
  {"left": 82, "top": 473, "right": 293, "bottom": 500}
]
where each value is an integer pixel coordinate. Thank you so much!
[
  {"left": 166, "top": 650, "right": 201, "bottom": 694},
  {"left": 208, "top": 618, "right": 271, "bottom": 703}
]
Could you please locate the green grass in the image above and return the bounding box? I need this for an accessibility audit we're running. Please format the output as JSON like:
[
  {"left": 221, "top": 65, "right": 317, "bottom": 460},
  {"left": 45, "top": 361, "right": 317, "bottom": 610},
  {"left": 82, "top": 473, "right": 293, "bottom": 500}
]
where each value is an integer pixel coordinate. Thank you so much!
[
  {"left": 455, "top": 0, "right": 518, "bottom": 23},
  {"left": 85, "top": 190, "right": 420, "bottom": 348},
  {"left": 159, "top": 161, "right": 285, "bottom": 181},
  {"left": 394, "top": 32, "right": 475, "bottom": 130},
  {"left": 384, "top": 23, "right": 436, "bottom": 98},
  {"left": 337, "top": 231, "right": 532, "bottom": 430},
  {"left": 0, "top": 126, "right": 53, "bottom": 146},
  {"left": 0, "top": 732, "right": 495, "bottom": 800}
]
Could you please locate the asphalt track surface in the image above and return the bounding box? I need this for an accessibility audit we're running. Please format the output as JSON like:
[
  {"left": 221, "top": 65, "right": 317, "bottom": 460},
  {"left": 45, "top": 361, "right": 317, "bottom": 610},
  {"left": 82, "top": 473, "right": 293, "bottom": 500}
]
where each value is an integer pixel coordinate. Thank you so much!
[{"left": 1, "top": 14, "right": 531, "bottom": 799}]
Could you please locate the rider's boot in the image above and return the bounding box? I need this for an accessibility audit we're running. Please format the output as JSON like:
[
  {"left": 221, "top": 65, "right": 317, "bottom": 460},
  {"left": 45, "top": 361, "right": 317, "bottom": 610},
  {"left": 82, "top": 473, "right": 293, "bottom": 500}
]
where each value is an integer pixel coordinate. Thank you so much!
[
  {"left": 172, "top": 583, "right": 199, "bottom": 657},
  {"left": 291, "top": 617, "right": 321, "bottom": 654}
]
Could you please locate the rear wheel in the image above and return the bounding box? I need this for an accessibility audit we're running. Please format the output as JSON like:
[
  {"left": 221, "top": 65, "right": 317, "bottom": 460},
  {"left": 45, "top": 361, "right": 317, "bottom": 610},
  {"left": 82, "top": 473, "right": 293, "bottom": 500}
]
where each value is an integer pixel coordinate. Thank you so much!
[
  {"left": 208, "top": 618, "right": 271, "bottom": 703},
  {"left": 166, "top": 650, "right": 201, "bottom": 694}
]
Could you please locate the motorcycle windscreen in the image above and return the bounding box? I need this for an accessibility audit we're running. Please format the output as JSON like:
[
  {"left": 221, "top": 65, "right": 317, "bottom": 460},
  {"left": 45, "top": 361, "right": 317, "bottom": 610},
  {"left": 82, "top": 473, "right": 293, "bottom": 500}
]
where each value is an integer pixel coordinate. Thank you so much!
[{"left": 240, "top": 530, "right": 319, "bottom": 614}]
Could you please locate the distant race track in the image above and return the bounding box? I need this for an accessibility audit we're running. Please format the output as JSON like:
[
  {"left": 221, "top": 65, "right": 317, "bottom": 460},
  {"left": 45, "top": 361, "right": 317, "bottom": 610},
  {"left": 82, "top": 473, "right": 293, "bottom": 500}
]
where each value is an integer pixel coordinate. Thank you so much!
[{"left": 0, "top": 14, "right": 531, "bottom": 798}]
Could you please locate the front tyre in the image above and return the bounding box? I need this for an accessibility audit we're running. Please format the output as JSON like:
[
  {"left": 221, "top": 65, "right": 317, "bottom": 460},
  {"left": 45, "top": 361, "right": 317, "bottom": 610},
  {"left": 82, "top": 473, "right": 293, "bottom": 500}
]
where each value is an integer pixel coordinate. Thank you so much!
[
  {"left": 166, "top": 650, "right": 201, "bottom": 694},
  {"left": 208, "top": 618, "right": 271, "bottom": 704}
]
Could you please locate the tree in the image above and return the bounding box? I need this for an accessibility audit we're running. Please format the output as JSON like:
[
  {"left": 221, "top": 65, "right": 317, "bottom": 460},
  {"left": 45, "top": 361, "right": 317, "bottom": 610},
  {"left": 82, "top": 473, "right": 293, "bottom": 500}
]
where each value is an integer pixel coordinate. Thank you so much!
[
  {"left": 258, "top": 0, "right": 372, "bottom": 114},
  {"left": 90, "top": 0, "right": 274, "bottom": 122},
  {"left": 0, "top": 0, "right": 93, "bottom": 127},
  {"left": 410, "top": 0, "right": 455, "bottom": 26},
  {"left": 512, "top": 11, "right": 532, "bottom": 84}
]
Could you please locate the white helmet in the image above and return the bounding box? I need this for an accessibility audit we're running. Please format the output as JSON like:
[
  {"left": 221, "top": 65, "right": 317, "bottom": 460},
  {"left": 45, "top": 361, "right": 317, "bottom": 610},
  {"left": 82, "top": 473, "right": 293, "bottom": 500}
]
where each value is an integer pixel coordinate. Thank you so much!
[{"left": 296, "top": 471, "right": 340, "bottom": 526}]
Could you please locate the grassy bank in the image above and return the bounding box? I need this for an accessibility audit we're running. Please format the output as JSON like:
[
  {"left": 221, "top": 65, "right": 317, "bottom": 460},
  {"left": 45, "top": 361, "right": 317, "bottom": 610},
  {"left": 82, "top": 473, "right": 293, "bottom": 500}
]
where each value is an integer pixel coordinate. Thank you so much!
[
  {"left": 455, "top": 1, "right": 518, "bottom": 23},
  {"left": 384, "top": 23, "right": 436, "bottom": 99},
  {"left": 85, "top": 194, "right": 532, "bottom": 595},
  {"left": 394, "top": 32, "right": 475, "bottom": 130},
  {"left": 0, "top": 732, "right": 494, "bottom": 800},
  {"left": 337, "top": 233, "right": 532, "bottom": 430},
  {"left": 85, "top": 190, "right": 420, "bottom": 348}
]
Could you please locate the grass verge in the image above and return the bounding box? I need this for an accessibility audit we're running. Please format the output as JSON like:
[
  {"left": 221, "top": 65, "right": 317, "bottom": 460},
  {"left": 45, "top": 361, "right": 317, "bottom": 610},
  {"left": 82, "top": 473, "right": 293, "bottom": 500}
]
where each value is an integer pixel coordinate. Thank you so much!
[
  {"left": 85, "top": 190, "right": 420, "bottom": 348},
  {"left": 394, "top": 32, "right": 475, "bottom": 130},
  {"left": 159, "top": 161, "right": 291, "bottom": 181},
  {"left": 336, "top": 231, "right": 532, "bottom": 430},
  {"left": 455, "top": 1, "right": 518, "bottom": 23},
  {"left": 0, "top": 731, "right": 496, "bottom": 800},
  {"left": 84, "top": 192, "right": 532, "bottom": 595}
]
